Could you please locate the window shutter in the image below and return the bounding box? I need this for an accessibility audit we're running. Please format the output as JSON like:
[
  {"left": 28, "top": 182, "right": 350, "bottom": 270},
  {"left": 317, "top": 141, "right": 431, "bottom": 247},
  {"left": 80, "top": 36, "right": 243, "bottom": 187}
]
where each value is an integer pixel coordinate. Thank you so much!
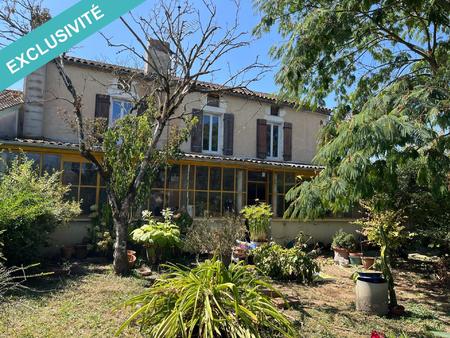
[
  {"left": 283, "top": 122, "right": 293, "bottom": 161},
  {"left": 190, "top": 109, "right": 203, "bottom": 153},
  {"left": 223, "top": 113, "right": 234, "bottom": 155},
  {"left": 256, "top": 119, "right": 267, "bottom": 159},
  {"left": 95, "top": 94, "right": 111, "bottom": 123}
]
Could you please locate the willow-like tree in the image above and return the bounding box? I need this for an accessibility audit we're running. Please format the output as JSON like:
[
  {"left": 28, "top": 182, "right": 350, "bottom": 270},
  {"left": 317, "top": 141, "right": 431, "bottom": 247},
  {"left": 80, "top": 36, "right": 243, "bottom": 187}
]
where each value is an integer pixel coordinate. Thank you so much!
[
  {"left": 255, "top": 0, "right": 449, "bottom": 219},
  {"left": 0, "top": 0, "right": 267, "bottom": 275}
]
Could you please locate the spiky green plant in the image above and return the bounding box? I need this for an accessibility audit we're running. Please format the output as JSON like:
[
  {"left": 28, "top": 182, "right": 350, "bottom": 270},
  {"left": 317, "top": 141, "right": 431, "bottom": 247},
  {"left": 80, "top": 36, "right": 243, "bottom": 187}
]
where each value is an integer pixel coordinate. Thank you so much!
[{"left": 117, "top": 258, "right": 295, "bottom": 337}]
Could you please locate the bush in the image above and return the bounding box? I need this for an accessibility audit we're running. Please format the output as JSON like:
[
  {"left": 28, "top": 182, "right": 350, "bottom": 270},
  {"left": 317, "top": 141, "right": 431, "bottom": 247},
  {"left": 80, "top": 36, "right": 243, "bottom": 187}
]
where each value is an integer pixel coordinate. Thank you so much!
[
  {"left": 253, "top": 242, "right": 319, "bottom": 284},
  {"left": 0, "top": 158, "right": 80, "bottom": 264},
  {"left": 241, "top": 203, "right": 272, "bottom": 241},
  {"left": 118, "top": 257, "right": 295, "bottom": 337},
  {"left": 131, "top": 208, "right": 181, "bottom": 263},
  {"left": 331, "top": 229, "right": 357, "bottom": 251},
  {"left": 183, "top": 213, "right": 246, "bottom": 263}
]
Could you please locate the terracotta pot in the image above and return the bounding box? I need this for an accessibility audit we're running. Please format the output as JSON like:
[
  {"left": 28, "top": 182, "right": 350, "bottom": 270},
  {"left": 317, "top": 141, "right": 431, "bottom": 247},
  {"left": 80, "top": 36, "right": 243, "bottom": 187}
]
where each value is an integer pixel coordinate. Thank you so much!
[
  {"left": 362, "top": 256, "right": 376, "bottom": 270},
  {"left": 128, "top": 253, "right": 137, "bottom": 268},
  {"left": 61, "top": 245, "right": 75, "bottom": 259},
  {"left": 333, "top": 247, "right": 349, "bottom": 265}
]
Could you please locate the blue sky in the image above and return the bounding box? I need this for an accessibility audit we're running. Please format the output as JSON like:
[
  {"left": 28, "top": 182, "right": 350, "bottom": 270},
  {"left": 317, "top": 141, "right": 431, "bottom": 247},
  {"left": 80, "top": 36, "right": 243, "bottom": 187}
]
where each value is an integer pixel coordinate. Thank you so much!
[{"left": 7, "top": 0, "right": 335, "bottom": 107}]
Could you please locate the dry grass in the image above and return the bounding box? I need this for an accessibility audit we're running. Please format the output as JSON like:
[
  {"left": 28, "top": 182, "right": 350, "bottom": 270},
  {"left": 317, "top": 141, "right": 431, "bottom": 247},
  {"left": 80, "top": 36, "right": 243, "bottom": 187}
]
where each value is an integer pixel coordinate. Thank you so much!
[
  {"left": 0, "top": 263, "right": 146, "bottom": 337},
  {"left": 0, "top": 257, "right": 448, "bottom": 337}
]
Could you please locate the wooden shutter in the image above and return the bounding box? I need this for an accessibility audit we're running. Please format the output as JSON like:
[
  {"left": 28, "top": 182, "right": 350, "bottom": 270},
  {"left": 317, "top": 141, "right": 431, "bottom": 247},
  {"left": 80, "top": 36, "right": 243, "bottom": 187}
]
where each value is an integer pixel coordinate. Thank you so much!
[
  {"left": 283, "top": 122, "right": 293, "bottom": 161},
  {"left": 190, "top": 109, "right": 203, "bottom": 153},
  {"left": 256, "top": 119, "right": 267, "bottom": 159},
  {"left": 95, "top": 94, "right": 111, "bottom": 123},
  {"left": 223, "top": 113, "right": 234, "bottom": 155}
]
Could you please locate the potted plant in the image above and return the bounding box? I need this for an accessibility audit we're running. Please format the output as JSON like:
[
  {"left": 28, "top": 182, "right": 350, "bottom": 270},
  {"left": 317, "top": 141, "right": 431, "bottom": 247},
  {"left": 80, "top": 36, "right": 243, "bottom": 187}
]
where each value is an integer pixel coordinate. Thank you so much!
[
  {"left": 349, "top": 252, "right": 363, "bottom": 265},
  {"left": 131, "top": 209, "right": 181, "bottom": 265},
  {"left": 240, "top": 202, "right": 272, "bottom": 243},
  {"left": 331, "top": 229, "right": 357, "bottom": 265},
  {"left": 127, "top": 250, "right": 137, "bottom": 268}
]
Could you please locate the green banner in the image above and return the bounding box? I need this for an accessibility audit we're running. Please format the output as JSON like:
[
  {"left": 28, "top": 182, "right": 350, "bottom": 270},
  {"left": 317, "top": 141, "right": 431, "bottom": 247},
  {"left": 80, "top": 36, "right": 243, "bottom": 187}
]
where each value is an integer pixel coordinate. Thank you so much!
[{"left": 0, "top": 0, "right": 146, "bottom": 92}]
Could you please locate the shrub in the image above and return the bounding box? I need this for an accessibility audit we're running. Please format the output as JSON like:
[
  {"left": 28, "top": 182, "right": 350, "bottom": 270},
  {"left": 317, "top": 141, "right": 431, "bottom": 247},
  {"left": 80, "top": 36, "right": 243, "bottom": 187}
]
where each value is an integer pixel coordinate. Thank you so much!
[
  {"left": 241, "top": 203, "right": 272, "bottom": 241},
  {"left": 183, "top": 213, "right": 246, "bottom": 263},
  {"left": 173, "top": 209, "right": 193, "bottom": 236},
  {"left": 118, "top": 257, "right": 295, "bottom": 337},
  {"left": 331, "top": 229, "right": 357, "bottom": 251},
  {"left": 0, "top": 158, "right": 80, "bottom": 264},
  {"left": 131, "top": 208, "right": 181, "bottom": 263},
  {"left": 88, "top": 203, "right": 114, "bottom": 256},
  {"left": 253, "top": 242, "right": 319, "bottom": 284}
]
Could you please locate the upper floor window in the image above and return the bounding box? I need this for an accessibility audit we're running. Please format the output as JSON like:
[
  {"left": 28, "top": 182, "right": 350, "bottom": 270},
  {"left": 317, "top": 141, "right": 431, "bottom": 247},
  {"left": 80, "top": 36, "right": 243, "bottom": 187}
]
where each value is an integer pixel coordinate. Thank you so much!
[
  {"left": 206, "top": 93, "right": 220, "bottom": 108},
  {"left": 266, "top": 122, "right": 281, "bottom": 159},
  {"left": 111, "top": 99, "right": 133, "bottom": 125},
  {"left": 270, "top": 105, "right": 280, "bottom": 116},
  {"left": 202, "top": 113, "right": 220, "bottom": 153}
]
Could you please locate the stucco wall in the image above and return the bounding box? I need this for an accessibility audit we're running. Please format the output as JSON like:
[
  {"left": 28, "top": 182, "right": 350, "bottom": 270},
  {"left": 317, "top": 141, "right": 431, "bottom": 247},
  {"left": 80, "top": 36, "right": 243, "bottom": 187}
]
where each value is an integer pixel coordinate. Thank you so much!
[{"left": 39, "top": 62, "right": 328, "bottom": 163}]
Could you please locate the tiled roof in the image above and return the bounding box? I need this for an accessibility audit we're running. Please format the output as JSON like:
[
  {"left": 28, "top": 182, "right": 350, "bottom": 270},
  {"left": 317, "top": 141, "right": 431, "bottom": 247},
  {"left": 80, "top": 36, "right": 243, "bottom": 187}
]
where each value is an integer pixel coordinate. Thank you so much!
[
  {"left": 63, "top": 55, "right": 332, "bottom": 115},
  {"left": 0, "top": 90, "right": 23, "bottom": 111},
  {"left": 0, "top": 138, "right": 323, "bottom": 170}
]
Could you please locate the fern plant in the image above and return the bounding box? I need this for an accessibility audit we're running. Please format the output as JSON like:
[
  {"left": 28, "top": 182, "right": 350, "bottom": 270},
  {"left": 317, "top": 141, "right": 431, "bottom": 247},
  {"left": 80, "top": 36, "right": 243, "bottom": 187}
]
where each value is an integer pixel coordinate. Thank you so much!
[{"left": 118, "top": 257, "right": 295, "bottom": 337}]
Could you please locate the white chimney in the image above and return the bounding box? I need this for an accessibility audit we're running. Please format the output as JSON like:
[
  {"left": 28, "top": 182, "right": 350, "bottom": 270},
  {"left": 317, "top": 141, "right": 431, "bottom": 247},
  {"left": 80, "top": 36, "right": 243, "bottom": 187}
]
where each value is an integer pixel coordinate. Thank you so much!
[
  {"left": 22, "top": 65, "right": 46, "bottom": 138},
  {"left": 145, "top": 38, "right": 170, "bottom": 75}
]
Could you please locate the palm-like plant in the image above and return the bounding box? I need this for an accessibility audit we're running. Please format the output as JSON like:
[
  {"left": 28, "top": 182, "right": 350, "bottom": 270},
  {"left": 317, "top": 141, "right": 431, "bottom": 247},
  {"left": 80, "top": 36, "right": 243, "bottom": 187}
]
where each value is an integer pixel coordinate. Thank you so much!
[{"left": 118, "top": 258, "right": 295, "bottom": 337}]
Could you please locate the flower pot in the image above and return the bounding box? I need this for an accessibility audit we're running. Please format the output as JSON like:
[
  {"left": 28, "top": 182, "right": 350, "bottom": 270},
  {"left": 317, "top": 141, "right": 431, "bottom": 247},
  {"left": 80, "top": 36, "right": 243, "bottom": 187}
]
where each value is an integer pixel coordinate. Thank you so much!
[
  {"left": 128, "top": 253, "right": 137, "bottom": 268},
  {"left": 362, "top": 256, "right": 376, "bottom": 270},
  {"left": 333, "top": 247, "right": 349, "bottom": 265},
  {"left": 349, "top": 252, "right": 363, "bottom": 265},
  {"left": 74, "top": 244, "right": 88, "bottom": 259},
  {"left": 61, "top": 245, "right": 75, "bottom": 260},
  {"left": 355, "top": 279, "right": 388, "bottom": 315}
]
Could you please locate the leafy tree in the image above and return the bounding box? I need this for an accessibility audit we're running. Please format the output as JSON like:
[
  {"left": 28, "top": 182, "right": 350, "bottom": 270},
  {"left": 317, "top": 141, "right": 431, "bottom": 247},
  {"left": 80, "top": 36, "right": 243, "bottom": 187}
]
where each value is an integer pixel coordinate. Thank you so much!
[
  {"left": 0, "top": 158, "right": 80, "bottom": 264},
  {"left": 255, "top": 0, "right": 449, "bottom": 219}
]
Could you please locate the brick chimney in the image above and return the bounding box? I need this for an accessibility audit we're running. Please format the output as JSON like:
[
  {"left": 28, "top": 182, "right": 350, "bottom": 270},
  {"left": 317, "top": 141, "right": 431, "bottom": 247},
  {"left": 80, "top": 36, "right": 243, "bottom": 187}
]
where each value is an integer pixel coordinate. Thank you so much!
[
  {"left": 145, "top": 38, "right": 170, "bottom": 75},
  {"left": 22, "top": 65, "right": 46, "bottom": 138}
]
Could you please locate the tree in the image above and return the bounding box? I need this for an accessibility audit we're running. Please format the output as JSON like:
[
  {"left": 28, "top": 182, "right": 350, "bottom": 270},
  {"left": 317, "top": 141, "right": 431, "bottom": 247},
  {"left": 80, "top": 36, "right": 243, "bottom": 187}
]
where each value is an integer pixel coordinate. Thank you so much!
[
  {"left": 0, "top": 0, "right": 266, "bottom": 274},
  {"left": 254, "top": 0, "right": 449, "bottom": 219}
]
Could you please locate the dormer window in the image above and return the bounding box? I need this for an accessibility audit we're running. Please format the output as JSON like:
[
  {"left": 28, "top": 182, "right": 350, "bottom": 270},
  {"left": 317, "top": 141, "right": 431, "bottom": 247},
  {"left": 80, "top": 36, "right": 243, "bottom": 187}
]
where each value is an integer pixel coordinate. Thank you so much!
[
  {"left": 270, "top": 105, "right": 280, "bottom": 116},
  {"left": 206, "top": 93, "right": 220, "bottom": 108}
]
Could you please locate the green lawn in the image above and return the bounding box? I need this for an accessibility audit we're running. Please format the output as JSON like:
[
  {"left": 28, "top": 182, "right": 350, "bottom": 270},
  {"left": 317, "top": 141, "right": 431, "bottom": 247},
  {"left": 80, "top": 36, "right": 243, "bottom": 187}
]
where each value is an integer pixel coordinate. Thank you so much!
[{"left": 0, "top": 258, "right": 448, "bottom": 337}]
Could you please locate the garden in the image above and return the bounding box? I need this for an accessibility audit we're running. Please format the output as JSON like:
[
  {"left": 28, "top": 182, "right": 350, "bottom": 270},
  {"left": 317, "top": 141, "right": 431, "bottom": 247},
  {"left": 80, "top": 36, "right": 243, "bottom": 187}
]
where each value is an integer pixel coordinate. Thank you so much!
[{"left": 0, "top": 157, "right": 448, "bottom": 337}]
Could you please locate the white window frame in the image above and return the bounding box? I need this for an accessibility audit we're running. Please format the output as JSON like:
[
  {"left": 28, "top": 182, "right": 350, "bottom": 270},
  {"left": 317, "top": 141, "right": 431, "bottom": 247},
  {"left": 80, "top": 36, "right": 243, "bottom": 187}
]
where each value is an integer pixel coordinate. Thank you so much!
[
  {"left": 266, "top": 121, "right": 283, "bottom": 160},
  {"left": 202, "top": 113, "right": 223, "bottom": 155}
]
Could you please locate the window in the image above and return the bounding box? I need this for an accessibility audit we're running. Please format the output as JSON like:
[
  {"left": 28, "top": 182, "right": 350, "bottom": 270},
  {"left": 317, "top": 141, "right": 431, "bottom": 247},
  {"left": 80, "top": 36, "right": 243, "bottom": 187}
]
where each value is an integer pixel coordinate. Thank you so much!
[
  {"left": 202, "top": 114, "right": 220, "bottom": 153},
  {"left": 266, "top": 123, "right": 281, "bottom": 159},
  {"left": 111, "top": 99, "right": 133, "bottom": 125},
  {"left": 206, "top": 93, "right": 220, "bottom": 107},
  {"left": 270, "top": 105, "right": 280, "bottom": 116}
]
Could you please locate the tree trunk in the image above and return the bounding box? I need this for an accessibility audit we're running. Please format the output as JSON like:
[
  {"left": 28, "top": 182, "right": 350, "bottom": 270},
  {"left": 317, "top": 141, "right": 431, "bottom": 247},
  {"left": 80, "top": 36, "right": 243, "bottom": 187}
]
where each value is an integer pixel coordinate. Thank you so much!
[{"left": 113, "top": 215, "right": 129, "bottom": 275}]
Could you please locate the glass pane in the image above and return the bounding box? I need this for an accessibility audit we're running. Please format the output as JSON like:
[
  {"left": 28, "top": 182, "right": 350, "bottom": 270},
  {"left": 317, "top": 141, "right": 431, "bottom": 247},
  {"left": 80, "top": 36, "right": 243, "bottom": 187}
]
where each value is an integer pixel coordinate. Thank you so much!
[
  {"left": 99, "top": 188, "right": 107, "bottom": 207},
  {"left": 277, "top": 194, "right": 285, "bottom": 217},
  {"left": 266, "top": 124, "right": 272, "bottom": 157},
  {"left": 79, "top": 187, "right": 97, "bottom": 214},
  {"left": 26, "top": 153, "right": 41, "bottom": 173},
  {"left": 209, "top": 167, "right": 221, "bottom": 191},
  {"left": 195, "top": 192, "right": 207, "bottom": 217},
  {"left": 149, "top": 190, "right": 164, "bottom": 217},
  {"left": 285, "top": 172, "right": 296, "bottom": 192},
  {"left": 153, "top": 168, "right": 165, "bottom": 189},
  {"left": 81, "top": 162, "right": 97, "bottom": 186},
  {"left": 167, "top": 165, "right": 180, "bottom": 189},
  {"left": 223, "top": 168, "right": 235, "bottom": 191},
  {"left": 167, "top": 190, "right": 180, "bottom": 210},
  {"left": 180, "top": 190, "right": 188, "bottom": 210},
  {"left": 112, "top": 101, "right": 122, "bottom": 123},
  {"left": 42, "top": 154, "right": 61, "bottom": 174},
  {"left": 209, "top": 192, "right": 221, "bottom": 216},
  {"left": 63, "top": 162, "right": 80, "bottom": 185},
  {"left": 222, "top": 193, "right": 235, "bottom": 214},
  {"left": 181, "top": 165, "right": 189, "bottom": 189},
  {"left": 66, "top": 186, "right": 78, "bottom": 202},
  {"left": 268, "top": 172, "right": 273, "bottom": 194},
  {"left": 202, "top": 115, "right": 210, "bottom": 151},
  {"left": 195, "top": 166, "right": 208, "bottom": 190},
  {"left": 273, "top": 125, "right": 279, "bottom": 157},
  {"left": 248, "top": 171, "right": 266, "bottom": 182},
  {"left": 276, "top": 172, "right": 284, "bottom": 193},
  {"left": 189, "top": 166, "right": 196, "bottom": 190},
  {"left": 211, "top": 115, "right": 219, "bottom": 152},
  {"left": 123, "top": 101, "right": 133, "bottom": 116}
]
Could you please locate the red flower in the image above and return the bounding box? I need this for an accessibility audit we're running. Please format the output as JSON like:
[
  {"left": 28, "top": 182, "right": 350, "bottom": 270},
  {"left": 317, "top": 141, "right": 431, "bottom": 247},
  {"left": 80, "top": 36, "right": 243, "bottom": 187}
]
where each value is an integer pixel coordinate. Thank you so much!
[{"left": 371, "top": 331, "right": 385, "bottom": 338}]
